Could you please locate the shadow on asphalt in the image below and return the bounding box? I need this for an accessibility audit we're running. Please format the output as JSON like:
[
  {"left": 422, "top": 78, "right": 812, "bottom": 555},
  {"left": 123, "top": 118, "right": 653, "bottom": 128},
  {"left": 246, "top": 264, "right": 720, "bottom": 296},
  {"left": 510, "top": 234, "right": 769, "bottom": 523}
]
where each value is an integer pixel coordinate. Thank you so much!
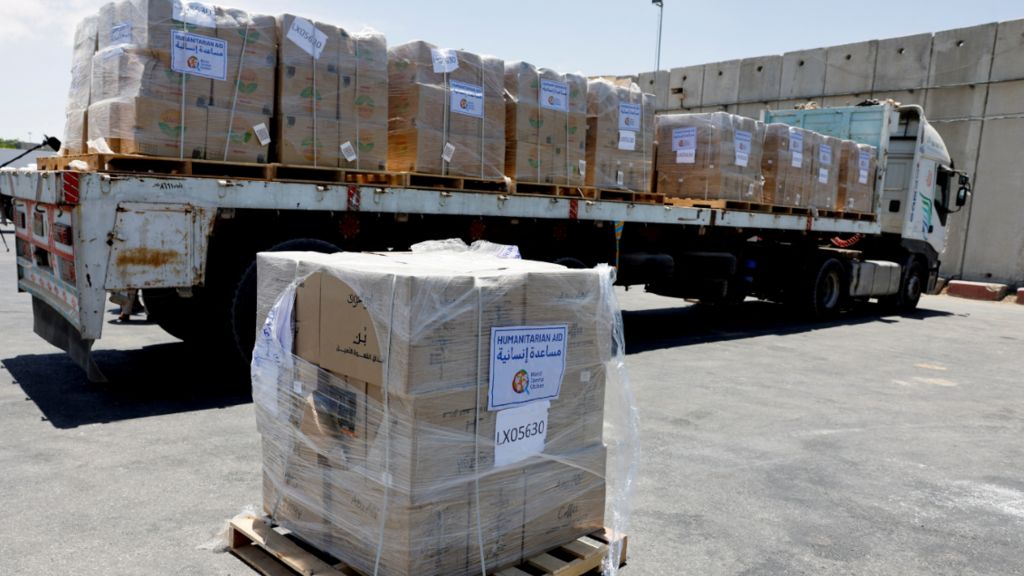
[
  {"left": 623, "top": 300, "right": 953, "bottom": 354},
  {"left": 3, "top": 342, "right": 251, "bottom": 429}
]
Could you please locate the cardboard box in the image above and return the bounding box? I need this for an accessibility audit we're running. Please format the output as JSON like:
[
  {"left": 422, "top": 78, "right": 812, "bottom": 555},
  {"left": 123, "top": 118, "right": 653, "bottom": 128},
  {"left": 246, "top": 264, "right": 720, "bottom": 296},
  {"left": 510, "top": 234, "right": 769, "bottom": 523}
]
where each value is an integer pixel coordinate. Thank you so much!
[
  {"left": 205, "top": 107, "right": 271, "bottom": 163},
  {"left": 339, "top": 120, "right": 388, "bottom": 171},
  {"left": 654, "top": 112, "right": 765, "bottom": 202},
  {"left": 522, "top": 445, "right": 607, "bottom": 558},
  {"left": 585, "top": 80, "right": 655, "bottom": 191},
  {"left": 837, "top": 140, "right": 876, "bottom": 213},
  {"left": 762, "top": 124, "right": 813, "bottom": 207},
  {"left": 338, "top": 70, "right": 389, "bottom": 126},
  {"left": 87, "top": 96, "right": 207, "bottom": 158},
  {"left": 278, "top": 114, "right": 341, "bottom": 167},
  {"left": 388, "top": 128, "right": 505, "bottom": 179},
  {"left": 389, "top": 83, "right": 503, "bottom": 137},
  {"left": 810, "top": 133, "right": 841, "bottom": 210},
  {"left": 62, "top": 108, "right": 89, "bottom": 156},
  {"left": 277, "top": 62, "right": 340, "bottom": 118}
]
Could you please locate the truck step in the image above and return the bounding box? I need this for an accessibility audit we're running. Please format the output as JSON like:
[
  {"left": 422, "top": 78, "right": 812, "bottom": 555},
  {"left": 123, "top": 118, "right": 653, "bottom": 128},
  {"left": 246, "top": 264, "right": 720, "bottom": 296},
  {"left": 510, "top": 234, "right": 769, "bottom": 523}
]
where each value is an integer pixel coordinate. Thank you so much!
[{"left": 227, "top": 514, "right": 627, "bottom": 576}]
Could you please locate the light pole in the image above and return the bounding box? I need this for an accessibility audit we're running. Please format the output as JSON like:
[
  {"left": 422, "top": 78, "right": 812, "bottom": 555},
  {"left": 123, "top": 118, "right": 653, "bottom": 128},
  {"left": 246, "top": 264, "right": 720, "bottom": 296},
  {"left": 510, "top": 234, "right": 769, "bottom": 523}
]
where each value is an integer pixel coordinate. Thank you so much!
[{"left": 652, "top": 0, "right": 664, "bottom": 72}]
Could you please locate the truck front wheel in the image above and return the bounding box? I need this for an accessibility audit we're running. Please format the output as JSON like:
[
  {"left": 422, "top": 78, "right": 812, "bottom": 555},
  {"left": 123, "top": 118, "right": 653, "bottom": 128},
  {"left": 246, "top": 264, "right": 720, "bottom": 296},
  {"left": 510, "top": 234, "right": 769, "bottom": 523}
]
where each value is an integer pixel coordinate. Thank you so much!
[{"left": 879, "top": 260, "right": 925, "bottom": 312}]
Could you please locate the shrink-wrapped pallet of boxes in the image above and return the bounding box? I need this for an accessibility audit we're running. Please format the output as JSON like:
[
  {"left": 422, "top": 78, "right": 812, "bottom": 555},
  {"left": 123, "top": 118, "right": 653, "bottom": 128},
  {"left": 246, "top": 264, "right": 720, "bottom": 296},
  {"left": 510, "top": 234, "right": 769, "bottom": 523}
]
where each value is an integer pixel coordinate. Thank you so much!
[
  {"left": 585, "top": 79, "right": 655, "bottom": 192},
  {"left": 837, "top": 140, "right": 877, "bottom": 213},
  {"left": 388, "top": 41, "right": 505, "bottom": 179},
  {"left": 504, "top": 62, "right": 587, "bottom": 186},
  {"left": 762, "top": 124, "right": 814, "bottom": 207},
  {"left": 87, "top": 0, "right": 274, "bottom": 162},
  {"left": 810, "top": 133, "right": 842, "bottom": 210},
  {"left": 655, "top": 112, "right": 765, "bottom": 202},
  {"left": 63, "top": 15, "right": 99, "bottom": 155},
  {"left": 276, "top": 14, "right": 388, "bottom": 169},
  {"left": 251, "top": 244, "right": 637, "bottom": 576}
]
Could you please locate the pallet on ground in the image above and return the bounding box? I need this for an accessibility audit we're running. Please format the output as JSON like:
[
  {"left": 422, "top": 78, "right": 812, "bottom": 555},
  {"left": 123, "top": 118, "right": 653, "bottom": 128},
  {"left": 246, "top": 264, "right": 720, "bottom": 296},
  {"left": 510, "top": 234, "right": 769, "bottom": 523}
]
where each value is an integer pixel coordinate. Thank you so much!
[
  {"left": 510, "top": 181, "right": 598, "bottom": 199},
  {"left": 597, "top": 188, "right": 664, "bottom": 205},
  {"left": 227, "top": 514, "right": 627, "bottom": 576}
]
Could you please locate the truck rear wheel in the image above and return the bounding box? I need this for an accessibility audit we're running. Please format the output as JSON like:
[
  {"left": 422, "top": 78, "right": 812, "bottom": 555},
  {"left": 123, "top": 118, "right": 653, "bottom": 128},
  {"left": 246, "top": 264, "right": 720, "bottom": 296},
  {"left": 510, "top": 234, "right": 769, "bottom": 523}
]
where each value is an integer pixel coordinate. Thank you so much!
[
  {"left": 142, "top": 287, "right": 207, "bottom": 344},
  {"left": 230, "top": 238, "right": 341, "bottom": 364},
  {"left": 800, "top": 257, "right": 846, "bottom": 320}
]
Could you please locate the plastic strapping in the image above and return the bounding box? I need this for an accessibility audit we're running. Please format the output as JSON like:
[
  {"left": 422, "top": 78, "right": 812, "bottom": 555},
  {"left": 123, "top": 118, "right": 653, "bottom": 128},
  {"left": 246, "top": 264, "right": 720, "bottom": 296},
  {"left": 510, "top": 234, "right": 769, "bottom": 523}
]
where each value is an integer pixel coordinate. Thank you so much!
[
  {"left": 479, "top": 57, "right": 485, "bottom": 179},
  {"left": 442, "top": 59, "right": 450, "bottom": 177},
  {"left": 353, "top": 35, "right": 361, "bottom": 170},
  {"left": 472, "top": 285, "right": 487, "bottom": 576},
  {"left": 178, "top": 20, "right": 188, "bottom": 160},
  {"left": 565, "top": 73, "right": 571, "bottom": 184},
  {"left": 312, "top": 43, "right": 319, "bottom": 168},
  {"left": 534, "top": 69, "right": 541, "bottom": 183},
  {"left": 224, "top": 21, "right": 251, "bottom": 161},
  {"left": 371, "top": 274, "right": 398, "bottom": 576}
]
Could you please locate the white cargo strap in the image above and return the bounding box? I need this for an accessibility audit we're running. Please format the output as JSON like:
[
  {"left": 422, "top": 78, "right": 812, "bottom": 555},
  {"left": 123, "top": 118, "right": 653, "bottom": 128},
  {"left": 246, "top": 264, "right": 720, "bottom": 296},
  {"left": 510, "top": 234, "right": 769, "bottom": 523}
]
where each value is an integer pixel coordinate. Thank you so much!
[{"left": 371, "top": 275, "right": 399, "bottom": 576}]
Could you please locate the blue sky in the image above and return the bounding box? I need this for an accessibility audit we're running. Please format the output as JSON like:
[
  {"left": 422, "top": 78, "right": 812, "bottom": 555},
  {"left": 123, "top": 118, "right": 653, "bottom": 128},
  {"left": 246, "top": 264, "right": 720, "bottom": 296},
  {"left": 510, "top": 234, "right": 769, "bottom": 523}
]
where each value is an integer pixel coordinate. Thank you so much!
[{"left": 0, "top": 0, "right": 1020, "bottom": 144}]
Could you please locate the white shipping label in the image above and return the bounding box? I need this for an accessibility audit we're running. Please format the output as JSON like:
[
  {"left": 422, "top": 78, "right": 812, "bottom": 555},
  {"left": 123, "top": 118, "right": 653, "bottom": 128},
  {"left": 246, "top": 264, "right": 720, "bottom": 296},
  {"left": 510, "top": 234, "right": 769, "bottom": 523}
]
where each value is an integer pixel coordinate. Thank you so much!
[
  {"left": 173, "top": 0, "right": 217, "bottom": 27},
  {"left": 286, "top": 16, "right": 327, "bottom": 60},
  {"left": 431, "top": 48, "right": 459, "bottom": 73},
  {"left": 819, "top": 143, "right": 832, "bottom": 165},
  {"left": 676, "top": 148, "right": 696, "bottom": 164},
  {"left": 734, "top": 130, "right": 752, "bottom": 167},
  {"left": 340, "top": 141, "right": 357, "bottom": 162},
  {"left": 619, "top": 102, "right": 642, "bottom": 130},
  {"left": 671, "top": 126, "right": 697, "bottom": 152},
  {"left": 618, "top": 129, "right": 637, "bottom": 151},
  {"left": 858, "top": 169, "right": 869, "bottom": 184},
  {"left": 111, "top": 22, "right": 132, "bottom": 45},
  {"left": 819, "top": 168, "right": 829, "bottom": 184},
  {"left": 442, "top": 142, "right": 456, "bottom": 162},
  {"left": 789, "top": 131, "right": 804, "bottom": 167},
  {"left": 578, "top": 159, "right": 586, "bottom": 177},
  {"left": 616, "top": 170, "right": 625, "bottom": 186},
  {"left": 488, "top": 325, "right": 567, "bottom": 411},
  {"left": 450, "top": 80, "right": 484, "bottom": 118},
  {"left": 170, "top": 30, "right": 227, "bottom": 81},
  {"left": 494, "top": 401, "right": 550, "bottom": 467},
  {"left": 858, "top": 150, "right": 871, "bottom": 176},
  {"left": 253, "top": 123, "right": 271, "bottom": 146},
  {"left": 539, "top": 79, "right": 569, "bottom": 112}
]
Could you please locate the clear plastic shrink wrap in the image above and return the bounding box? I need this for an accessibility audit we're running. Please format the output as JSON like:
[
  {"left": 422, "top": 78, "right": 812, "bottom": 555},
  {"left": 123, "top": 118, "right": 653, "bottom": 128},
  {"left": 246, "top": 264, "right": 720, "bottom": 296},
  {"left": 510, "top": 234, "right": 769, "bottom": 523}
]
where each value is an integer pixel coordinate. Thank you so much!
[
  {"left": 63, "top": 15, "right": 99, "bottom": 155},
  {"left": 87, "top": 0, "right": 275, "bottom": 162},
  {"left": 809, "top": 132, "right": 842, "bottom": 210},
  {"left": 837, "top": 140, "right": 877, "bottom": 213},
  {"left": 504, "top": 62, "right": 587, "bottom": 186},
  {"left": 388, "top": 41, "right": 506, "bottom": 180},
  {"left": 252, "top": 247, "right": 638, "bottom": 576},
  {"left": 585, "top": 79, "right": 655, "bottom": 192},
  {"left": 761, "top": 124, "right": 813, "bottom": 207},
  {"left": 654, "top": 112, "right": 765, "bottom": 202},
  {"left": 277, "top": 15, "right": 387, "bottom": 169}
]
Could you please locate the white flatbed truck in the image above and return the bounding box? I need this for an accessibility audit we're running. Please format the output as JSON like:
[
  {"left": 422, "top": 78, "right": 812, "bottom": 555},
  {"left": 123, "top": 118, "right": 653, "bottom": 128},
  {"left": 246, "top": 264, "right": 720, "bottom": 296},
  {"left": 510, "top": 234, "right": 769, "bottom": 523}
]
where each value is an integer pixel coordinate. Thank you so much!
[{"left": 1, "top": 102, "right": 969, "bottom": 380}]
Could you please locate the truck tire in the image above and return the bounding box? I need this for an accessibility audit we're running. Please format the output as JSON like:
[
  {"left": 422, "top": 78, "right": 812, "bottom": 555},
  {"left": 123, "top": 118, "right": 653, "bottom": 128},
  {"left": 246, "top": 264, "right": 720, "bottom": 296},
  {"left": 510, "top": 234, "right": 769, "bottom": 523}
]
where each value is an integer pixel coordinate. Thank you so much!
[
  {"left": 801, "top": 257, "right": 846, "bottom": 319},
  {"left": 230, "top": 238, "right": 341, "bottom": 364},
  {"left": 879, "top": 260, "right": 925, "bottom": 312}
]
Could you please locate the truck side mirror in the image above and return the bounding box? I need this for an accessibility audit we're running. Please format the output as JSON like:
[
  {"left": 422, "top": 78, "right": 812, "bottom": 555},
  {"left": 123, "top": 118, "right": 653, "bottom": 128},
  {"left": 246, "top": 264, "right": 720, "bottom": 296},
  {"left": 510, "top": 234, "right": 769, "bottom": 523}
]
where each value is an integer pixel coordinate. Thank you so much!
[{"left": 956, "top": 185, "right": 969, "bottom": 207}]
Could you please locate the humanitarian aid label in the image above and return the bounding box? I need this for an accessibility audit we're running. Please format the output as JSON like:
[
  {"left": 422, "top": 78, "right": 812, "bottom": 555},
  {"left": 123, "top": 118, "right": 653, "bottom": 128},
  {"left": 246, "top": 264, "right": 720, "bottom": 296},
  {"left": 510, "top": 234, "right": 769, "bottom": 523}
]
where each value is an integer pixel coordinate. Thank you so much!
[
  {"left": 858, "top": 151, "right": 871, "bottom": 184},
  {"left": 540, "top": 79, "right": 569, "bottom": 112},
  {"left": 819, "top": 143, "right": 832, "bottom": 165},
  {"left": 450, "top": 80, "right": 484, "bottom": 118},
  {"left": 619, "top": 102, "right": 641, "bottom": 130},
  {"left": 735, "top": 130, "right": 752, "bottom": 167},
  {"left": 431, "top": 48, "right": 459, "bottom": 73},
  {"left": 286, "top": 16, "right": 327, "bottom": 60},
  {"left": 111, "top": 22, "right": 132, "bottom": 45},
  {"left": 171, "top": 31, "right": 227, "bottom": 81},
  {"left": 819, "top": 167, "right": 830, "bottom": 184},
  {"left": 790, "top": 131, "right": 804, "bottom": 168},
  {"left": 671, "top": 127, "right": 696, "bottom": 152},
  {"left": 488, "top": 325, "right": 567, "bottom": 411},
  {"left": 494, "top": 401, "right": 549, "bottom": 467}
]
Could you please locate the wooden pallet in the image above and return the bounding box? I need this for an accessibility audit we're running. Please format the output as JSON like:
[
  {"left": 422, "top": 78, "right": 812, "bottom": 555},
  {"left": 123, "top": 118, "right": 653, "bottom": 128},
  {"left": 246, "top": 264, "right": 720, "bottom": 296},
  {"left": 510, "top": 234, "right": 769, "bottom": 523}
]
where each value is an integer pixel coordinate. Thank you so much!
[
  {"left": 511, "top": 182, "right": 598, "bottom": 199},
  {"left": 228, "top": 514, "right": 627, "bottom": 576},
  {"left": 664, "top": 197, "right": 774, "bottom": 213},
  {"left": 597, "top": 188, "right": 665, "bottom": 205},
  {"left": 838, "top": 210, "right": 876, "bottom": 222},
  {"left": 389, "top": 172, "right": 510, "bottom": 193}
]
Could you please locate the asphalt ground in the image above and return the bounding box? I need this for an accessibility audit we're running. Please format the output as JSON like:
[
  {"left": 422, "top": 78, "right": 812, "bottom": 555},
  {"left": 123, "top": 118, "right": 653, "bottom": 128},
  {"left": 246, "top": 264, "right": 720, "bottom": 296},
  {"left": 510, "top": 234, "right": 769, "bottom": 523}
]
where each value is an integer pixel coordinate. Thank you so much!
[{"left": 1, "top": 223, "right": 1022, "bottom": 575}]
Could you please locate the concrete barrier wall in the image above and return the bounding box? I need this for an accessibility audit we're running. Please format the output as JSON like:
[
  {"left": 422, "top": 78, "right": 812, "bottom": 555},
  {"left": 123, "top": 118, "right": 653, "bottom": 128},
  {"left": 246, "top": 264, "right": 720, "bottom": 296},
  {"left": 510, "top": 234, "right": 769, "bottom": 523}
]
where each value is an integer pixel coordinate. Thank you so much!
[{"left": 638, "top": 19, "right": 1024, "bottom": 286}]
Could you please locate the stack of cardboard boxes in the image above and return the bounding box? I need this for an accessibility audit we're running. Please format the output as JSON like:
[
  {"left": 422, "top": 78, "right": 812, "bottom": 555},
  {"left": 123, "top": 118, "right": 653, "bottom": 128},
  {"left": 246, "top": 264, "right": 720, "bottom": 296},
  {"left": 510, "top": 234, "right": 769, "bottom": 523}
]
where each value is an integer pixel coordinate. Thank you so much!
[
  {"left": 504, "top": 62, "right": 587, "bottom": 186},
  {"left": 585, "top": 79, "right": 655, "bottom": 192},
  {"left": 87, "top": 0, "right": 274, "bottom": 162},
  {"left": 254, "top": 251, "right": 611, "bottom": 575},
  {"left": 762, "top": 124, "right": 813, "bottom": 207},
  {"left": 837, "top": 141, "right": 877, "bottom": 213},
  {"left": 63, "top": 15, "right": 99, "bottom": 155},
  {"left": 388, "top": 41, "right": 505, "bottom": 179},
  {"left": 276, "top": 14, "right": 387, "bottom": 169},
  {"left": 655, "top": 112, "right": 765, "bottom": 202}
]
